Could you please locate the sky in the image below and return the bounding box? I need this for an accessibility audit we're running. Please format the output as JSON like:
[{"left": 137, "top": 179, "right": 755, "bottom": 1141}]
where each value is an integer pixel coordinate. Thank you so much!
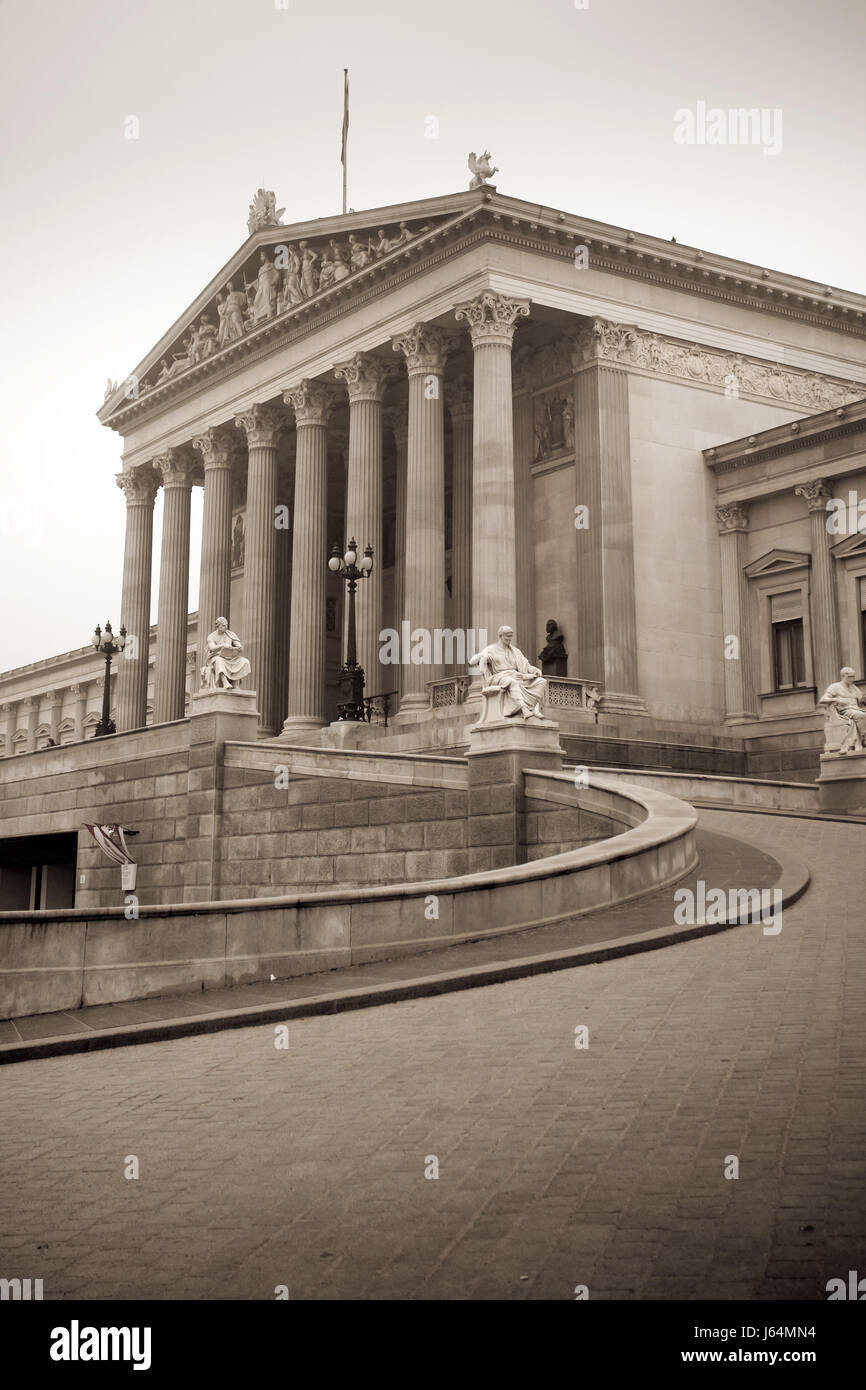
[{"left": 1, "top": 0, "right": 864, "bottom": 671}]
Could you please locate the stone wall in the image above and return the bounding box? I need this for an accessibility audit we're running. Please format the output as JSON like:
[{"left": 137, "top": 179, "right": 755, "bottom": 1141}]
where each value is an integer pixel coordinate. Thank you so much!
[
  {"left": 0, "top": 722, "right": 192, "bottom": 908},
  {"left": 219, "top": 767, "right": 470, "bottom": 893}
]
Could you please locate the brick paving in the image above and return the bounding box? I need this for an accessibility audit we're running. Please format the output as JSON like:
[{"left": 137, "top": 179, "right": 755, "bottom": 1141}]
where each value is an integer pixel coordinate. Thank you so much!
[{"left": 0, "top": 809, "right": 863, "bottom": 1301}]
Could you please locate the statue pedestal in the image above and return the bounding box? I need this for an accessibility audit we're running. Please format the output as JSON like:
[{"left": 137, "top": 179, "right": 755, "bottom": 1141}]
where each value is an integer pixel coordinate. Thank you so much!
[
  {"left": 817, "top": 749, "right": 866, "bottom": 813},
  {"left": 466, "top": 717, "right": 564, "bottom": 872},
  {"left": 184, "top": 688, "right": 260, "bottom": 903},
  {"left": 190, "top": 687, "right": 260, "bottom": 743}
]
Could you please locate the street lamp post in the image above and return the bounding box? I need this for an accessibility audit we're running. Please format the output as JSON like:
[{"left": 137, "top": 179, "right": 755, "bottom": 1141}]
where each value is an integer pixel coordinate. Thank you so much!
[
  {"left": 91, "top": 621, "right": 126, "bottom": 737},
  {"left": 328, "top": 537, "right": 374, "bottom": 721}
]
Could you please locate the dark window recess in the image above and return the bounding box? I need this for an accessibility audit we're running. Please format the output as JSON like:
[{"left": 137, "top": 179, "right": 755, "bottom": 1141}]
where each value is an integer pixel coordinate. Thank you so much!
[
  {"left": 772, "top": 618, "right": 807, "bottom": 690},
  {"left": 0, "top": 832, "right": 78, "bottom": 909}
]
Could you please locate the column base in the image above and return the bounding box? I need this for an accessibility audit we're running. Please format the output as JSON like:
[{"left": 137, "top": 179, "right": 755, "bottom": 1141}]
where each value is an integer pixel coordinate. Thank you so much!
[
  {"left": 817, "top": 749, "right": 866, "bottom": 812},
  {"left": 278, "top": 716, "right": 327, "bottom": 745},
  {"left": 599, "top": 691, "right": 648, "bottom": 716},
  {"left": 320, "top": 721, "right": 390, "bottom": 750}
]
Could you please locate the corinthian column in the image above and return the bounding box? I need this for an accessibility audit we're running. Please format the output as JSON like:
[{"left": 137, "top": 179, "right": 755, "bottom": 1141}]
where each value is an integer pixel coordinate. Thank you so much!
[
  {"left": 115, "top": 465, "right": 158, "bottom": 732},
  {"left": 795, "top": 478, "right": 840, "bottom": 694},
  {"left": 715, "top": 502, "right": 757, "bottom": 722},
  {"left": 571, "top": 320, "right": 646, "bottom": 713},
  {"left": 235, "top": 404, "right": 284, "bottom": 735},
  {"left": 334, "top": 352, "right": 390, "bottom": 696},
  {"left": 282, "top": 381, "right": 334, "bottom": 737},
  {"left": 454, "top": 290, "right": 530, "bottom": 649},
  {"left": 192, "top": 427, "right": 234, "bottom": 663},
  {"left": 392, "top": 323, "right": 449, "bottom": 711},
  {"left": 153, "top": 450, "right": 194, "bottom": 724},
  {"left": 447, "top": 376, "right": 473, "bottom": 673}
]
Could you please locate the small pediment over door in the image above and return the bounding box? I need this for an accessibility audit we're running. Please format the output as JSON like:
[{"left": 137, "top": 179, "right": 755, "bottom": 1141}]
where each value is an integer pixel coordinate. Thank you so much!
[{"left": 744, "top": 548, "right": 811, "bottom": 579}]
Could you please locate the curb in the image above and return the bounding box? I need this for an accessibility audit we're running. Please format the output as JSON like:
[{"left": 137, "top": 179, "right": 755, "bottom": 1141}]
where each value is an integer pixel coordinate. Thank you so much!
[{"left": 0, "top": 848, "right": 810, "bottom": 1066}]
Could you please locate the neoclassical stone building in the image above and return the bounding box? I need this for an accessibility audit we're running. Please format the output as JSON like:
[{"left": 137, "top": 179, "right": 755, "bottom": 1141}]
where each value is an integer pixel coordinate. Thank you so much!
[{"left": 3, "top": 180, "right": 866, "bottom": 778}]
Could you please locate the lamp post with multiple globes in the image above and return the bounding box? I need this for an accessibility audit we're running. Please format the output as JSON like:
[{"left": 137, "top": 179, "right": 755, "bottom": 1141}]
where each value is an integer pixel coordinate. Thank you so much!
[
  {"left": 328, "top": 537, "right": 374, "bottom": 721},
  {"left": 91, "top": 621, "right": 126, "bottom": 737}
]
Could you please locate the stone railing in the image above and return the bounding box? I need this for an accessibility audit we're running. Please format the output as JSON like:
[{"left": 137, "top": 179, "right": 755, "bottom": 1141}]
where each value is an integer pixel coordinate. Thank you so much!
[
  {"left": 427, "top": 675, "right": 601, "bottom": 713},
  {"left": 427, "top": 677, "right": 470, "bottom": 709},
  {"left": 545, "top": 676, "right": 601, "bottom": 713}
]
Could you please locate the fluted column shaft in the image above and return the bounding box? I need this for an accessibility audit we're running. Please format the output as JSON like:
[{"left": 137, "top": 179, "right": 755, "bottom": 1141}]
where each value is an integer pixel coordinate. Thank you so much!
[
  {"left": 283, "top": 382, "right": 333, "bottom": 733},
  {"left": 512, "top": 384, "right": 535, "bottom": 656},
  {"left": 455, "top": 292, "right": 530, "bottom": 648},
  {"left": 795, "top": 479, "right": 840, "bottom": 694},
  {"left": 236, "top": 405, "right": 283, "bottom": 735},
  {"left": 387, "top": 413, "right": 409, "bottom": 699},
  {"left": 154, "top": 451, "right": 193, "bottom": 724},
  {"left": 193, "top": 429, "right": 234, "bottom": 661},
  {"left": 72, "top": 684, "right": 89, "bottom": 741},
  {"left": 334, "top": 353, "right": 389, "bottom": 696},
  {"left": 572, "top": 327, "right": 645, "bottom": 714},
  {"left": 715, "top": 504, "right": 757, "bottom": 722},
  {"left": 392, "top": 324, "right": 448, "bottom": 710},
  {"left": 448, "top": 382, "right": 473, "bottom": 676},
  {"left": 116, "top": 467, "right": 158, "bottom": 731}
]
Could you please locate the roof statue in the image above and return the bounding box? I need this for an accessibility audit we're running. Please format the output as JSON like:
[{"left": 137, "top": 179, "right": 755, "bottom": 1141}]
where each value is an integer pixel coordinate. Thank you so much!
[
  {"left": 247, "top": 189, "right": 286, "bottom": 236},
  {"left": 468, "top": 150, "right": 498, "bottom": 190}
]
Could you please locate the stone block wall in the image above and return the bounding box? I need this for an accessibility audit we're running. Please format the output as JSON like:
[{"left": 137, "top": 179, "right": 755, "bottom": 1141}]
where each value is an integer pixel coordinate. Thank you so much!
[
  {"left": 219, "top": 767, "right": 470, "bottom": 893},
  {"left": 524, "top": 796, "right": 621, "bottom": 861},
  {"left": 0, "top": 725, "right": 192, "bottom": 908}
]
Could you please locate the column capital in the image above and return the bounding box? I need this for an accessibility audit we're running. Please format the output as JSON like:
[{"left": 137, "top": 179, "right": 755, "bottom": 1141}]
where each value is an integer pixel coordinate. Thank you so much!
[
  {"left": 446, "top": 374, "right": 474, "bottom": 424},
  {"left": 795, "top": 478, "right": 834, "bottom": 513},
  {"left": 235, "top": 403, "right": 285, "bottom": 449},
  {"left": 715, "top": 501, "right": 750, "bottom": 534},
  {"left": 392, "top": 322, "right": 450, "bottom": 376},
  {"left": 454, "top": 290, "right": 530, "bottom": 347},
  {"left": 571, "top": 316, "right": 635, "bottom": 369},
  {"left": 333, "top": 351, "right": 391, "bottom": 403},
  {"left": 284, "top": 378, "right": 339, "bottom": 426},
  {"left": 192, "top": 426, "right": 234, "bottom": 469},
  {"left": 154, "top": 448, "right": 196, "bottom": 489},
  {"left": 116, "top": 466, "right": 159, "bottom": 506}
]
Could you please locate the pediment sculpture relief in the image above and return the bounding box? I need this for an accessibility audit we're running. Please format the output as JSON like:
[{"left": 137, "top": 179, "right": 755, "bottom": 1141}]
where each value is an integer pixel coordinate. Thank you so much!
[{"left": 136, "top": 212, "right": 436, "bottom": 399}]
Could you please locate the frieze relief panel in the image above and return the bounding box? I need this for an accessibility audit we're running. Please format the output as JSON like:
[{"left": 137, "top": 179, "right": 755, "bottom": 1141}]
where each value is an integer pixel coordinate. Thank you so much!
[{"left": 573, "top": 316, "right": 863, "bottom": 411}]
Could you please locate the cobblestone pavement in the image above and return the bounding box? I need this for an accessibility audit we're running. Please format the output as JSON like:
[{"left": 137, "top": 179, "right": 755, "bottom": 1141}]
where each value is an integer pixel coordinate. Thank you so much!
[{"left": 0, "top": 810, "right": 863, "bottom": 1301}]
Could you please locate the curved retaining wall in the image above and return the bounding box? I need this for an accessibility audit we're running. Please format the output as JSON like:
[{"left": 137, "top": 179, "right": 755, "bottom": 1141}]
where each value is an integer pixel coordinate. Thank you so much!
[
  {"left": 589, "top": 766, "right": 820, "bottom": 813},
  {"left": 0, "top": 773, "right": 697, "bottom": 1020}
]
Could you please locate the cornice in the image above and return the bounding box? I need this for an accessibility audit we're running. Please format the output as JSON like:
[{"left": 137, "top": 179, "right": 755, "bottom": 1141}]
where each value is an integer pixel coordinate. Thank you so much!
[{"left": 705, "top": 399, "right": 866, "bottom": 474}]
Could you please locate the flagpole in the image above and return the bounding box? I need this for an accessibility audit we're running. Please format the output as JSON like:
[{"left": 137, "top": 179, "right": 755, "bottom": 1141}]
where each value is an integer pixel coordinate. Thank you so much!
[{"left": 341, "top": 68, "right": 348, "bottom": 215}]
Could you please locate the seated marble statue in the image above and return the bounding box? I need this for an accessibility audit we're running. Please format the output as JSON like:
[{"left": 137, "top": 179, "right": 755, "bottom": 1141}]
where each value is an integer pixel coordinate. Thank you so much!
[
  {"left": 469, "top": 625, "right": 548, "bottom": 720},
  {"left": 818, "top": 666, "right": 866, "bottom": 751},
  {"left": 201, "top": 617, "right": 251, "bottom": 690}
]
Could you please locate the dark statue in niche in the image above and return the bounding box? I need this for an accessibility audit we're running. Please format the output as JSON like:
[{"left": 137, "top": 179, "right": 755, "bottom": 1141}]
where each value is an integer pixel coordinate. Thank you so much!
[
  {"left": 533, "top": 388, "right": 575, "bottom": 463},
  {"left": 231, "top": 514, "right": 245, "bottom": 568},
  {"left": 538, "top": 619, "right": 568, "bottom": 676}
]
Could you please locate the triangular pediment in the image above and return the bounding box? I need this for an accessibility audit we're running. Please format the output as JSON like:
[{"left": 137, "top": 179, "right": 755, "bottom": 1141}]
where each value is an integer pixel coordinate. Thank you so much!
[
  {"left": 99, "top": 192, "right": 478, "bottom": 420},
  {"left": 831, "top": 529, "right": 866, "bottom": 559},
  {"left": 744, "top": 548, "right": 811, "bottom": 578}
]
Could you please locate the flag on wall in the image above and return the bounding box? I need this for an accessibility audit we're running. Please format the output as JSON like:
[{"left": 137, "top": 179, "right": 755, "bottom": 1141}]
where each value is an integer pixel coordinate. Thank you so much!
[{"left": 83, "top": 823, "right": 135, "bottom": 867}]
